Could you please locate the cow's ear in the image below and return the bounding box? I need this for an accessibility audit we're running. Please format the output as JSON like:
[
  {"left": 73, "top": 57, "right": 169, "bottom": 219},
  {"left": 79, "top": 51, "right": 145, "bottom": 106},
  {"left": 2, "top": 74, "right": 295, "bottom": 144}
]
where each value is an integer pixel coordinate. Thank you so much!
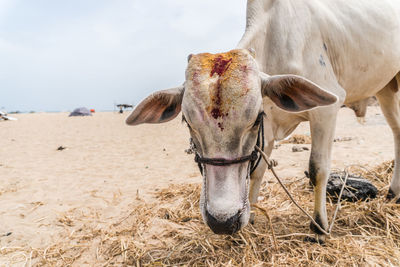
[
  {"left": 126, "top": 86, "right": 184, "bottom": 126},
  {"left": 260, "top": 72, "right": 337, "bottom": 112}
]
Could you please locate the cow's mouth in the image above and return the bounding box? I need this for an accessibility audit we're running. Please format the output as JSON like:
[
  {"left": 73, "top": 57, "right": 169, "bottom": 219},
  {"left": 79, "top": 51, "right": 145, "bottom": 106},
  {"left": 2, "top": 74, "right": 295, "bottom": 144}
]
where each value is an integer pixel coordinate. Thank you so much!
[{"left": 205, "top": 209, "right": 243, "bottom": 234}]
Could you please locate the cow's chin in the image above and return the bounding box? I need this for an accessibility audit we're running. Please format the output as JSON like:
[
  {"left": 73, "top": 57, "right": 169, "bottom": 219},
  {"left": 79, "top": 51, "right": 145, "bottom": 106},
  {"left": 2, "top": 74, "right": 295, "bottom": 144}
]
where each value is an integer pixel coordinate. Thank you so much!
[{"left": 199, "top": 177, "right": 250, "bottom": 235}]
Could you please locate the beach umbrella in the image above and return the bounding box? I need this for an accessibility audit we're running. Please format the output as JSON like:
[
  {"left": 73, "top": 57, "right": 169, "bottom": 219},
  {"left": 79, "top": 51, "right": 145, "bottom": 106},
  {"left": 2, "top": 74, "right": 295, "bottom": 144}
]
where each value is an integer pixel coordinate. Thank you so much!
[{"left": 69, "top": 107, "right": 92, "bottom": 117}]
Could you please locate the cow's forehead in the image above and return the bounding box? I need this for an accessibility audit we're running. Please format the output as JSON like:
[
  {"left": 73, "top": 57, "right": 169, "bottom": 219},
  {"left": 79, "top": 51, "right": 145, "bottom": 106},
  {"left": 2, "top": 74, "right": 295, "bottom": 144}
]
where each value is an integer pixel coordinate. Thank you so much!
[{"left": 183, "top": 49, "right": 260, "bottom": 126}]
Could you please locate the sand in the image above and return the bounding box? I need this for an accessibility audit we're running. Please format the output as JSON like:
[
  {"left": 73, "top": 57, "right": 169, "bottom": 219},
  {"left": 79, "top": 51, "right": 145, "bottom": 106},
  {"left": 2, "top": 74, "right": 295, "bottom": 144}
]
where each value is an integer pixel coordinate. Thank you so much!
[{"left": 0, "top": 106, "right": 395, "bottom": 265}]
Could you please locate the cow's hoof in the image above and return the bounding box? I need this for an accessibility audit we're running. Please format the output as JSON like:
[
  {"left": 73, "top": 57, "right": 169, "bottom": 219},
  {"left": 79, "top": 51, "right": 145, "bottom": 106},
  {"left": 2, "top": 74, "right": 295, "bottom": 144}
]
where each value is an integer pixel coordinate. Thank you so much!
[
  {"left": 309, "top": 214, "right": 327, "bottom": 236},
  {"left": 386, "top": 189, "right": 400, "bottom": 203},
  {"left": 356, "top": 117, "right": 366, "bottom": 125},
  {"left": 387, "top": 188, "right": 395, "bottom": 200},
  {"left": 304, "top": 235, "right": 326, "bottom": 245}
]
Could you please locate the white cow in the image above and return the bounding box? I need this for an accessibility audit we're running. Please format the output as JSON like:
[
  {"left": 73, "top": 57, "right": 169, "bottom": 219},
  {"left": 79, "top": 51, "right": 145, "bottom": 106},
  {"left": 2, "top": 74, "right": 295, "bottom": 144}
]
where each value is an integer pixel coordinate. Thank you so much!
[{"left": 127, "top": 0, "right": 400, "bottom": 242}]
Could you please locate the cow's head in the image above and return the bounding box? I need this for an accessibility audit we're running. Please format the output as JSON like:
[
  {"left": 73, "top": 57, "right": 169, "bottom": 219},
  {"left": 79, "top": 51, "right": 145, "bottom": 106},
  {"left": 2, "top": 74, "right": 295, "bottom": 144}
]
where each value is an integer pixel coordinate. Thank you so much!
[{"left": 126, "top": 49, "right": 337, "bottom": 234}]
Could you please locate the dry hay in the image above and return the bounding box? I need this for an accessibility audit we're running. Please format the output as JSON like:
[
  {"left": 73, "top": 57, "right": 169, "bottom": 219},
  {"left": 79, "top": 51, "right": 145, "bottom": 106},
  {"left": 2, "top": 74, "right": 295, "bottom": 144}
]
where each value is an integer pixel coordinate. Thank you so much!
[
  {"left": 279, "top": 135, "right": 354, "bottom": 146},
  {"left": 280, "top": 134, "right": 312, "bottom": 145},
  {"left": 2, "top": 160, "right": 400, "bottom": 266}
]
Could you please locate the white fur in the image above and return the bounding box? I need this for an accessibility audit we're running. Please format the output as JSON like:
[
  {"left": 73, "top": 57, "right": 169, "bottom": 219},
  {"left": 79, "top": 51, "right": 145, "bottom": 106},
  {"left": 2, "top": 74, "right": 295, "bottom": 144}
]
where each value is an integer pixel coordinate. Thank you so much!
[{"left": 238, "top": 0, "right": 400, "bottom": 235}]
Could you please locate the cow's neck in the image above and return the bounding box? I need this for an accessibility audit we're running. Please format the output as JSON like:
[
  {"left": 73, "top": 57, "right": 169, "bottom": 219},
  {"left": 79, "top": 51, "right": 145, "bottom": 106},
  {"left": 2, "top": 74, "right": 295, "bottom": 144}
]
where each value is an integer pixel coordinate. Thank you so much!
[
  {"left": 237, "top": 0, "right": 291, "bottom": 71},
  {"left": 237, "top": 0, "right": 272, "bottom": 67},
  {"left": 238, "top": 0, "right": 309, "bottom": 146},
  {"left": 244, "top": 0, "right": 275, "bottom": 30},
  {"left": 266, "top": 100, "right": 306, "bottom": 141}
]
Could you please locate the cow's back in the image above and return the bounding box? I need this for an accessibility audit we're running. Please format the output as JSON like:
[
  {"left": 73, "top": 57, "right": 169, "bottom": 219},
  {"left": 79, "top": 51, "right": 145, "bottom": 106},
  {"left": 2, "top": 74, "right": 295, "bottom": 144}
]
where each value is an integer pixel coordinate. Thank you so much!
[
  {"left": 239, "top": 0, "right": 400, "bottom": 103},
  {"left": 311, "top": 0, "right": 400, "bottom": 101}
]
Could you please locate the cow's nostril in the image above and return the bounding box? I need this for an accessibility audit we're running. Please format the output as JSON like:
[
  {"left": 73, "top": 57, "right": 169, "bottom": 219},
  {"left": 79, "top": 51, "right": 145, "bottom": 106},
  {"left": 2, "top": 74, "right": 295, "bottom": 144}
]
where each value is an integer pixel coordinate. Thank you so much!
[{"left": 205, "top": 209, "right": 242, "bottom": 235}]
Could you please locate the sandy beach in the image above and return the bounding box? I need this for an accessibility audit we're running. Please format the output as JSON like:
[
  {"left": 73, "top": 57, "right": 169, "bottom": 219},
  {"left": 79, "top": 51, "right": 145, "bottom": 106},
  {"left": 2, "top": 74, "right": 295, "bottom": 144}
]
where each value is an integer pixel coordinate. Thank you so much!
[{"left": 0, "top": 106, "right": 396, "bottom": 265}]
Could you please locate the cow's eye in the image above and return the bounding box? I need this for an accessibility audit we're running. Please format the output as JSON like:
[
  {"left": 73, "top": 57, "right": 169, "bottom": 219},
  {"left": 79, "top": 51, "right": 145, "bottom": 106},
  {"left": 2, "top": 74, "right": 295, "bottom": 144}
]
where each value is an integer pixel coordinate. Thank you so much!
[{"left": 253, "top": 112, "right": 265, "bottom": 127}]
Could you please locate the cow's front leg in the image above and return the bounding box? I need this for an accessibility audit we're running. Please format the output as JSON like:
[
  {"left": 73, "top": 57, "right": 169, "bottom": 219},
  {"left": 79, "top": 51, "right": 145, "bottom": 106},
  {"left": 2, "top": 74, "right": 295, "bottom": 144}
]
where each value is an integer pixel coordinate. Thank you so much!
[
  {"left": 249, "top": 161, "right": 267, "bottom": 224},
  {"left": 308, "top": 110, "right": 338, "bottom": 242},
  {"left": 249, "top": 141, "right": 273, "bottom": 224}
]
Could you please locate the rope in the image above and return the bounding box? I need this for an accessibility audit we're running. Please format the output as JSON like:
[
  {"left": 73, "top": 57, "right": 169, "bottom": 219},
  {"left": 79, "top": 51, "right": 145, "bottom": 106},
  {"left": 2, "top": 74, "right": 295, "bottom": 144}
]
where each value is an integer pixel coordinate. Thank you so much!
[
  {"left": 188, "top": 113, "right": 264, "bottom": 174},
  {"left": 195, "top": 151, "right": 258, "bottom": 166},
  {"left": 255, "top": 146, "right": 349, "bottom": 236}
]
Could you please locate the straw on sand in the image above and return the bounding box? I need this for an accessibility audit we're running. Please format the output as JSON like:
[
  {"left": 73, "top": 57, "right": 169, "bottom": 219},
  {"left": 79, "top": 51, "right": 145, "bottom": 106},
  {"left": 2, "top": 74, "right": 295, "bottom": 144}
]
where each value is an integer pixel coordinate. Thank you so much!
[
  {"left": 2, "top": 160, "right": 400, "bottom": 266},
  {"left": 279, "top": 134, "right": 312, "bottom": 145}
]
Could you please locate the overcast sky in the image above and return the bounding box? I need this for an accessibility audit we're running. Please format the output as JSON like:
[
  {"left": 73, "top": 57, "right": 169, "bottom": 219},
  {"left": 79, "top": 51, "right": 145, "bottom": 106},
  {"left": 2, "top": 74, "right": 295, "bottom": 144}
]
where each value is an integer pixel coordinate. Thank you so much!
[{"left": 0, "top": 0, "right": 246, "bottom": 112}]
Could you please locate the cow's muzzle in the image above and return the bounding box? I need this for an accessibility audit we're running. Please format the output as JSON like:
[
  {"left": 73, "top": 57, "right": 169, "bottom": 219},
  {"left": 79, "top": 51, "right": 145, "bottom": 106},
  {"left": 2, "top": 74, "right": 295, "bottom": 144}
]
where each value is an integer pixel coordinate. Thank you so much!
[{"left": 205, "top": 209, "right": 242, "bottom": 234}]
